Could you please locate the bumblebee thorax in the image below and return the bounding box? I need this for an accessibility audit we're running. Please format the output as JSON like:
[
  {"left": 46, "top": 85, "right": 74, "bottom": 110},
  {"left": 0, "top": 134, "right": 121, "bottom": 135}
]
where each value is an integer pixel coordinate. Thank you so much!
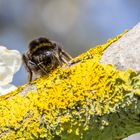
[{"left": 29, "top": 37, "right": 55, "bottom": 55}]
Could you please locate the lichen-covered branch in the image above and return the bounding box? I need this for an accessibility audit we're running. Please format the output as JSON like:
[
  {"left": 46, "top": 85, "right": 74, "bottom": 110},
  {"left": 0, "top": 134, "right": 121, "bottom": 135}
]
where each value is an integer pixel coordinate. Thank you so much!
[{"left": 0, "top": 28, "right": 140, "bottom": 140}]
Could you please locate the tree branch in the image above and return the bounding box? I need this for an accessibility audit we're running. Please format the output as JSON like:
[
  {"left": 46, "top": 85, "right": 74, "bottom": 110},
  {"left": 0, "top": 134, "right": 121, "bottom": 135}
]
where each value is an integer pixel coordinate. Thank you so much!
[{"left": 0, "top": 23, "right": 140, "bottom": 140}]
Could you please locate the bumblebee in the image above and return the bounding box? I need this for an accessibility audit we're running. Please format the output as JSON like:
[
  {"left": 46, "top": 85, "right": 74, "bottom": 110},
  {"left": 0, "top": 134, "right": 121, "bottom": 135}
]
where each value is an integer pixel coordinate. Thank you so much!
[{"left": 22, "top": 37, "right": 72, "bottom": 82}]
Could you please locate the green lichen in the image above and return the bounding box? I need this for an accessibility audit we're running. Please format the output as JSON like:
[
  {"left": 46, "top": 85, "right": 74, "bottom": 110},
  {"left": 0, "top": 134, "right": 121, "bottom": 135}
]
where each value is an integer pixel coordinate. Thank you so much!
[{"left": 0, "top": 30, "right": 140, "bottom": 140}]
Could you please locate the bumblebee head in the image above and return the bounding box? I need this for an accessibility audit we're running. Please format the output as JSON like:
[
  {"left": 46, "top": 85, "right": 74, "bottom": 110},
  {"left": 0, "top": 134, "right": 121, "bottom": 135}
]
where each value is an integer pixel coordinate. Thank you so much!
[{"left": 28, "top": 37, "right": 54, "bottom": 55}]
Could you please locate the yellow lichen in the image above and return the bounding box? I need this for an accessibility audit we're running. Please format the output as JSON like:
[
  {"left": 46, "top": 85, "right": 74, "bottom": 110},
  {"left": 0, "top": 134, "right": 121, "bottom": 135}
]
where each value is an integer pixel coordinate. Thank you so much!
[{"left": 0, "top": 30, "right": 140, "bottom": 139}]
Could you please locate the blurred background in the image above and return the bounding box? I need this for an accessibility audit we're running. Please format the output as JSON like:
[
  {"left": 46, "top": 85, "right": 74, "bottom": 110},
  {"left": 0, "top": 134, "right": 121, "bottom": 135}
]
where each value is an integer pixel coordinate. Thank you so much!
[{"left": 0, "top": 0, "right": 140, "bottom": 139}]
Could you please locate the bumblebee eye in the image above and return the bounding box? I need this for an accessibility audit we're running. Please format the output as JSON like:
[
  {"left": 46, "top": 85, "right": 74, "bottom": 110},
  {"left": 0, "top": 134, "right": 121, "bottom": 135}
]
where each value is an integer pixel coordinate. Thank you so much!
[{"left": 46, "top": 51, "right": 52, "bottom": 57}]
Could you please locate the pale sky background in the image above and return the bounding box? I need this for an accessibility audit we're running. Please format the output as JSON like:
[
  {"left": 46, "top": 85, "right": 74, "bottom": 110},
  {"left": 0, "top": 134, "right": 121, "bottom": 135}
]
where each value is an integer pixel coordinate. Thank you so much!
[{"left": 0, "top": 1, "right": 140, "bottom": 139}]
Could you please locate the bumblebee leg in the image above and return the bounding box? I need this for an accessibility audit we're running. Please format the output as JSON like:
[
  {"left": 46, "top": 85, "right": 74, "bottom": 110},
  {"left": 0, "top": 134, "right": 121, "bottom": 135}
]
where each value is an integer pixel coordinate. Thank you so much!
[
  {"left": 52, "top": 41, "right": 72, "bottom": 65},
  {"left": 57, "top": 46, "right": 72, "bottom": 65},
  {"left": 37, "top": 62, "right": 49, "bottom": 74},
  {"left": 52, "top": 48, "right": 63, "bottom": 66},
  {"left": 61, "top": 48, "right": 72, "bottom": 60},
  {"left": 22, "top": 54, "right": 33, "bottom": 82}
]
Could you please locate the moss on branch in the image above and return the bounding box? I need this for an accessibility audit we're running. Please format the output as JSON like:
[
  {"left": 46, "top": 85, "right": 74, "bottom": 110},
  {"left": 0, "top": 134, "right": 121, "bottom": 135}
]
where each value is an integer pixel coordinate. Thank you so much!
[{"left": 1, "top": 30, "right": 140, "bottom": 140}]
